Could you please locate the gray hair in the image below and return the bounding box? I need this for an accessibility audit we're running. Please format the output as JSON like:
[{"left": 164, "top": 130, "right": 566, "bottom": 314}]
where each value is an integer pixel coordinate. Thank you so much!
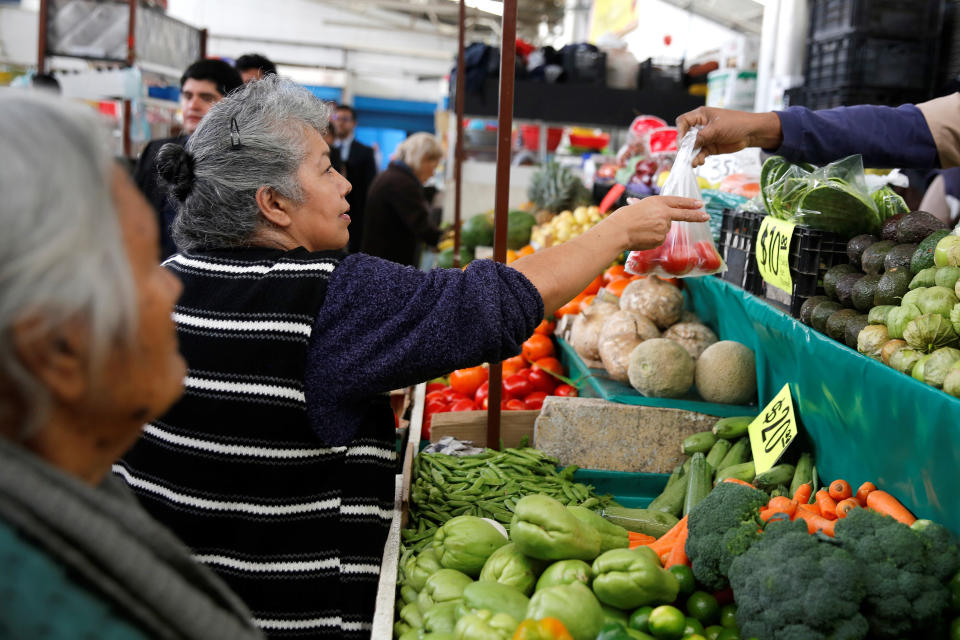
[
  {"left": 395, "top": 132, "right": 443, "bottom": 173},
  {"left": 167, "top": 74, "right": 330, "bottom": 252},
  {"left": 0, "top": 90, "right": 136, "bottom": 438}
]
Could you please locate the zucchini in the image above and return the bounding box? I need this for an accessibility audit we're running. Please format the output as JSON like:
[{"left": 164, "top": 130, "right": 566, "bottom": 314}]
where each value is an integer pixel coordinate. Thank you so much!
[
  {"left": 601, "top": 507, "right": 680, "bottom": 539},
  {"left": 715, "top": 437, "right": 749, "bottom": 474},
  {"left": 705, "top": 439, "right": 731, "bottom": 469},
  {"left": 683, "top": 453, "right": 713, "bottom": 516},
  {"left": 664, "top": 464, "right": 685, "bottom": 491},
  {"left": 754, "top": 464, "right": 796, "bottom": 491},
  {"left": 810, "top": 465, "right": 820, "bottom": 503},
  {"left": 682, "top": 431, "right": 718, "bottom": 455},
  {"left": 647, "top": 471, "right": 688, "bottom": 518},
  {"left": 769, "top": 485, "right": 790, "bottom": 498},
  {"left": 712, "top": 416, "right": 752, "bottom": 440},
  {"left": 789, "top": 452, "right": 814, "bottom": 496},
  {"left": 714, "top": 461, "right": 756, "bottom": 485}
]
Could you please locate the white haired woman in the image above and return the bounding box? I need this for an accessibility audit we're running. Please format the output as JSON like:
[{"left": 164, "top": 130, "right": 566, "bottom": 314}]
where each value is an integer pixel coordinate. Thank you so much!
[
  {"left": 0, "top": 91, "right": 263, "bottom": 638},
  {"left": 362, "top": 132, "right": 444, "bottom": 266},
  {"left": 115, "top": 74, "right": 708, "bottom": 638}
]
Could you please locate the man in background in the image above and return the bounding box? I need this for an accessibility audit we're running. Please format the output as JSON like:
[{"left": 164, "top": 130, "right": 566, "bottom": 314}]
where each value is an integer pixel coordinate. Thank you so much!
[
  {"left": 235, "top": 53, "right": 277, "bottom": 83},
  {"left": 332, "top": 104, "right": 378, "bottom": 252},
  {"left": 133, "top": 59, "right": 242, "bottom": 259}
]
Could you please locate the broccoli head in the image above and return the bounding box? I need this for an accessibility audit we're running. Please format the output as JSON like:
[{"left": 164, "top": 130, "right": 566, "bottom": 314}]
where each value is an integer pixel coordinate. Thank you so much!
[
  {"left": 834, "top": 508, "right": 955, "bottom": 638},
  {"left": 685, "top": 481, "right": 769, "bottom": 591},
  {"left": 728, "top": 518, "right": 868, "bottom": 640}
]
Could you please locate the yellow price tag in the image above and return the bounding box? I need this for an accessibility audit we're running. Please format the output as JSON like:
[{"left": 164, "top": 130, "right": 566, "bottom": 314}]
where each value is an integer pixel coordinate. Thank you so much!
[
  {"left": 755, "top": 217, "right": 796, "bottom": 294},
  {"left": 748, "top": 384, "right": 798, "bottom": 475}
]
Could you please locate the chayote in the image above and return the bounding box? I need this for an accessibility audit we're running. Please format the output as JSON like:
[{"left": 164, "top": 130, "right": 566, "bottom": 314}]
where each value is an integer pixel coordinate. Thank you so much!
[
  {"left": 423, "top": 600, "right": 460, "bottom": 634},
  {"left": 510, "top": 495, "right": 601, "bottom": 562},
  {"left": 400, "top": 600, "right": 425, "bottom": 628},
  {"left": 590, "top": 547, "right": 679, "bottom": 610},
  {"left": 453, "top": 609, "right": 519, "bottom": 640},
  {"left": 434, "top": 516, "right": 508, "bottom": 577},
  {"left": 535, "top": 559, "right": 593, "bottom": 591},
  {"left": 407, "top": 547, "right": 444, "bottom": 591},
  {"left": 566, "top": 506, "right": 629, "bottom": 552},
  {"left": 419, "top": 568, "right": 474, "bottom": 611},
  {"left": 478, "top": 543, "right": 542, "bottom": 596},
  {"left": 525, "top": 582, "right": 606, "bottom": 640},
  {"left": 461, "top": 581, "right": 529, "bottom": 622}
]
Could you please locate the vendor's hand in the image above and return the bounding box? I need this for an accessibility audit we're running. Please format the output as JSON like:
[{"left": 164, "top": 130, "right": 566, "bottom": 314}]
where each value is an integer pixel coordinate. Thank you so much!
[
  {"left": 676, "top": 107, "right": 783, "bottom": 167},
  {"left": 607, "top": 196, "right": 709, "bottom": 251}
]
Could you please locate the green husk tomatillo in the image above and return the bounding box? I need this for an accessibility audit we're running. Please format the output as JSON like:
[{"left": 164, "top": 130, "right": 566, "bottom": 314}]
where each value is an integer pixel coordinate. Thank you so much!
[
  {"left": 903, "top": 314, "right": 959, "bottom": 352},
  {"left": 890, "top": 347, "right": 924, "bottom": 375},
  {"left": 942, "top": 365, "right": 960, "bottom": 397},
  {"left": 857, "top": 325, "right": 890, "bottom": 360},
  {"left": 917, "top": 286, "right": 959, "bottom": 318},
  {"left": 915, "top": 347, "right": 960, "bottom": 388},
  {"left": 868, "top": 305, "right": 896, "bottom": 325},
  {"left": 881, "top": 339, "right": 908, "bottom": 365},
  {"left": 886, "top": 303, "right": 923, "bottom": 340}
]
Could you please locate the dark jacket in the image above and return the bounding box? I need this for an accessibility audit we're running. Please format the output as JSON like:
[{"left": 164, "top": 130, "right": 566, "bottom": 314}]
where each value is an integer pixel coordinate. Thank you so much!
[
  {"left": 361, "top": 162, "right": 443, "bottom": 267},
  {"left": 339, "top": 138, "right": 378, "bottom": 253},
  {"left": 133, "top": 134, "right": 189, "bottom": 260}
]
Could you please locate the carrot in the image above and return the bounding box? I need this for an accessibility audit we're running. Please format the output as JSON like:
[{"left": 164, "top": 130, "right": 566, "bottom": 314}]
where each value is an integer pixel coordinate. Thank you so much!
[
  {"left": 794, "top": 509, "right": 836, "bottom": 536},
  {"left": 815, "top": 489, "right": 839, "bottom": 520},
  {"left": 828, "top": 479, "right": 852, "bottom": 502},
  {"left": 767, "top": 496, "right": 797, "bottom": 518},
  {"left": 796, "top": 502, "right": 819, "bottom": 517},
  {"left": 866, "top": 490, "right": 916, "bottom": 525},
  {"left": 854, "top": 481, "right": 877, "bottom": 507},
  {"left": 644, "top": 515, "right": 687, "bottom": 557},
  {"left": 664, "top": 520, "right": 690, "bottom": 568},
  {"left": 628, "top": 532, "right": 657, "bottom": 548},
  {"left": 759, "top": 507, "right": 776, "bottom": 522},
  {"left": 721, "top": 477, "right": 756, "bottom": 488},
  {"left": 835, "top": 498, "right": 859, "bottom": 519},
  {"left": 792, "top": 482, "right": 812, "bottom": 505}
]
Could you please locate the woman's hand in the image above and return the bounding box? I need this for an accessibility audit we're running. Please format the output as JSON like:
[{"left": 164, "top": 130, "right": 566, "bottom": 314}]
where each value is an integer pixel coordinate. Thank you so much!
[
  {"left": 605, "top": 195, "right": 709, "bottom": 251},
  {"left": 676, "top": 106, "right": 783, "bottom": 167}
]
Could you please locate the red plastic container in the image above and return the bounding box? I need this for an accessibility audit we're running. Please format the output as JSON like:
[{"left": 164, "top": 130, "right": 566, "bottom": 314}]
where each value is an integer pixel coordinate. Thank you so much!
[{"left": 520, "top": 125, "right": 563, "bottom": 151}]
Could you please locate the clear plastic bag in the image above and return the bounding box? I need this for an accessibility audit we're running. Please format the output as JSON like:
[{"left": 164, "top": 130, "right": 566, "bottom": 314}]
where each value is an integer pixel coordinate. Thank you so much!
[{"left": 624, "top": 129, "right": 726, "bottom": 278}]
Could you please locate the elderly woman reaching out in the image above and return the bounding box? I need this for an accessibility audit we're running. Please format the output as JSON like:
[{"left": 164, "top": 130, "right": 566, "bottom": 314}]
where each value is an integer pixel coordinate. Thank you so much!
[
  {"left": 116, "top": 74, "right": 708, "bottom": 638},
  {"left": 0, "top": 91, "right": 262, "bottom": 638}
]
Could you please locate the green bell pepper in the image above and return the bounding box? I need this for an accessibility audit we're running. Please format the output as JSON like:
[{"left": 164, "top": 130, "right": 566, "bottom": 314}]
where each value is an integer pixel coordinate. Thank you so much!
[
  {"left": 566, "top": 506, "right": 629, "bottom": 552},
  {"left": 535, "top": 560, "right": 593, "bottom": 591},
  {"left": 434, "top": 515, "right": 509, "bottom": 577},
  {"left": 418, "top": 568, "right": 474, "bottom": 611},
  {"left": 525, "top": 582, "right": 606, "bottom": 640},
  {"left": 478, "top": 543, "right": 543, "bottom": 596},
  {"left": 595, "top": 622, "right": 655, "bottom": 640},
  {"left": 401, "top": 601, "right": 425, "bottom": 628},
  {"left": 462, "top": 581, "right": 530, "bottom": 622},
  {"left": 590, "top": 548, "right": 679, "bottom": 610},
  {"left": 510, "top": 495, "right": 601, "bottom": 562},
  {"left": 423, "top": 601, "right": 459, "bottom": 634},
  {"left": 408, "top": 547, "right": 444, "bottom": 591},
  {"left": 453, "top": 609, "right": 519, "bottom": 640}
]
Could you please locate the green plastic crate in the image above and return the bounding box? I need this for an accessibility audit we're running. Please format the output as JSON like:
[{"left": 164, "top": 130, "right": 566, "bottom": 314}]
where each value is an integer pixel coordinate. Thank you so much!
[{"left": 572, "top": 468, "right": 669, "bottom": 508}]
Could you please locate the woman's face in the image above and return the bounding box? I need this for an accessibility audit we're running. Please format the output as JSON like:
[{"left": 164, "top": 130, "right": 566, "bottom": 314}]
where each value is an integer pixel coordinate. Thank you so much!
[
  {"left": 416, "top": 156, "right": 440, "bottom": 184},
  {"left": 284, "top": 128, "right": 353, "bottom": 251}
]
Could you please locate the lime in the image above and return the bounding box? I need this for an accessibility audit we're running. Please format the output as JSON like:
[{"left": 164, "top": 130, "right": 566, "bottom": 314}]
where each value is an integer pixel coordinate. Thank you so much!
[
  {"left": 703, "top": 625, "right": 726, "bottom": 640},
  {"left": 648, "top": 605, "right": 687, "bottom": 640},
  {"left": 951, "top": 572, "right": 960, "bottom": 612},
  {"left": 629, "top": 606, "right": 655, "bottom": 632},
  {"left": 686, "top": 591, "right": 720, "bottom": 625},
  {"left": 669, "top": 565, "right": 696, "bottom": 597},
  {"left": 682, "top": 636, "right": 707, "bottom": 640},
  {"left": 716, "top": 629, "right": 740, "bottom": 640},
  {"left": 683, "top": 617, "right": 705, "bottom": 636},
  {"left": 719, "top": 604, "right": 738, "bottom": 629},
  {"left": 951, "top": 617, "right": 960, "bottom": 640}
]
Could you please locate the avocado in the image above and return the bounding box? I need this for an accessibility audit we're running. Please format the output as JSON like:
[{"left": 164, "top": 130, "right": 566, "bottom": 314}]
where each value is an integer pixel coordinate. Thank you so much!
[
  {"left": 835, "top": 272, "right": 865, "bottom": 307},
  {"left": 883, "top": 243, "right": 918, "bottom": 272},
  {"left": 799, "top": 295, "right": 831, "bottom": 326},
  {"left": 851, "top": 274, "right": 882, "bottom": 311},
  {"left": 897, "top": 211, "right": 949, "bottom": 244},
  {"left": 911, "top": 229, "right": 952, "bottom": 273},
  {"left": 881, "top": 213, "right": 907, "bottom": 241},
  {"left": 875, "top": 268, "right": 911, "bottom": 306},
  {"left": 826, "top": 308, "right": 861, "bottom": 341},
  {"left": 811, "top": 300, "right": 843, "bottom": 332},
  {"left": 861, "top": 240, "right": 896, "bottom": 275},
  {"left": 846, "top": 234, "right": 879, "bottom": 270},
  {"left": 844, "top": 314, "right": 871, "bottom": 348},
  {"left": 823, "top": 264, "right": 859, "bottom": 299}
]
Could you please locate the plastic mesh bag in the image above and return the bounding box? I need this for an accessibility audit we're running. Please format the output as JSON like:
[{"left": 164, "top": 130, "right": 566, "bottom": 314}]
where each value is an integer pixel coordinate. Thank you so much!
[{"left": 624, "top": 129, "right": 725, "bottom": 278}]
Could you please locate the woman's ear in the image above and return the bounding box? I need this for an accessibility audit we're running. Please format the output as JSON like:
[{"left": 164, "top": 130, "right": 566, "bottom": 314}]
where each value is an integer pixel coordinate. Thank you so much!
[
  {"left": 11, "top": 316, "right": 88, "bottom": 404},
  {"left": 255, "top": 186, "right": 294, "bottom": 228}
]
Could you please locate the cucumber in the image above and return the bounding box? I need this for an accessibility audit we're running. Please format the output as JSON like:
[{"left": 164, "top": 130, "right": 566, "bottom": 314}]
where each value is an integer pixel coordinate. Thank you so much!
[
  {"left": 789, "top": 452, "right": 814, "bottom": 496},
  {"left": 664, "top": 464, "right": 685, "bottom": 491},
  {"left": 601, "top": 507, "right": 680, "bottom": 538},
  {"left": 714, "top": 461, "right": 756, "bottom": 485},
  {"left": 647, "top": 471, "right": 688, "bottom": 518},
  {"left": 715, "top": 437, "right": 749, "bottom": 473},
  {"left": 683, "top": 453, "right": 713, "bottom": 516},
  {"left": 682, "top": 431, "right": 718, "bottom": 455},
  {"left": 754, "top": 464, "right": 796, "bottom": 491},
  {"left": 705, "top": 439, "right": 731, "bottom": 469},
  {"left": 712, "top": 416, "right": 753, "bottom": 440}
]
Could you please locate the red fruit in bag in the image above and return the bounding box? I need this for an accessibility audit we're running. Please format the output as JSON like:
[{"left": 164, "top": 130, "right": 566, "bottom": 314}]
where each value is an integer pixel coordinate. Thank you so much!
[
  {"left": 662, "top": 245, "right": 698, "bottom": 275},
  {"left": 627, "top": 246, "right": 659, "bottom": 274},
  {"left": 694, "top": 240, "right": 723, "bottom": 271}
]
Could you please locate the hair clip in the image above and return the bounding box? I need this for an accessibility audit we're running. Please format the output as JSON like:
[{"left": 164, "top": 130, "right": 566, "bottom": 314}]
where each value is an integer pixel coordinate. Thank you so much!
[{"left": 230, "top": 116, "right": 242, "bottom": 150}]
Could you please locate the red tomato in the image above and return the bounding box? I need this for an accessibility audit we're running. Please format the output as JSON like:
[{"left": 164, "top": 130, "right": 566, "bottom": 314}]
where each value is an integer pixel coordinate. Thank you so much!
[
  {"left": 425, "top": 390, "right": 447, "bottom": 404},
  {"left": 528, "top": 368, "right": 557, "bottom": 394},
  {"left": 661, "top": 245, "right": 697, "bottom": 276},
  {"left": 533, "top": 318, "right": 556, "bottom": 336},
  {"left": 449, "top": 365, "right": 488, "bottom": 398},
  {"left": 626, "top": 247, "right": 658, "bottom": 274},
  {"left": 503, "top": 373, "right": 533, "bottom": 398},
  {"left": 504, "top": 398, "right": 527, "bottom": 411},
  {"left": 441, "top": 389, "right": 469, "bottom": 404},
  {"left": 522, "top": 334, "right": 555, "bottom": 361},
  {"left": 449, "top": 398, "right": 475, "bottom": 412},
  {"left": 532, "top": 356, "right": 564, "bottom": 376},
  {"left": 523, "top": 391, "right": 548, "bottom": 410},
  {"left": 553, "top": 384, "right": 578, "bottom": 397},
  {"left": 474, "top": 381, "right": 489, "bottom": 405},
  {"left": 694, "top": 240, "right": 723, "bottom": 271},
  {"left": 501, "top": 354, "right": 527, "bottom": 377},
  {"left": 425, "top": 382, "right": 447, "bottom": 394}
]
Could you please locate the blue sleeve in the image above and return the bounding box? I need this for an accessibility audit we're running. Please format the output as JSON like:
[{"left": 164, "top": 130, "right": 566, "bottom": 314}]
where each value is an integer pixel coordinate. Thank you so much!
[
  {"left": 774, "top": 104, "right": 939, "bottom": 169},
  {"left": 304, "top": 254, "right": 543, "bottom": 420}
]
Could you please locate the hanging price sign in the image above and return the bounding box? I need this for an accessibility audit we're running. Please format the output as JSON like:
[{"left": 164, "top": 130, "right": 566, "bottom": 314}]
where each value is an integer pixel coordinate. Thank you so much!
[
  {"left": 748, "top": 384, "right": 798, "bottom": 474},
  {"left": 755, "top": 216, "right": 796, "bottom": 294}
]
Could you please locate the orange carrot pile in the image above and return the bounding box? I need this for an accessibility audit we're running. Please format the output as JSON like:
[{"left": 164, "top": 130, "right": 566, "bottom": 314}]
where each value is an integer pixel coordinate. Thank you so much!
[{"left": 632, "top": 515, "right": 689, "bottom": 567}]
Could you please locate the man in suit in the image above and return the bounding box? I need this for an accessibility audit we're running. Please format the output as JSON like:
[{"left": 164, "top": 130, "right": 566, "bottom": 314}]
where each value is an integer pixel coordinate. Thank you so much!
[
  {"left": 331, "top": 104, "right": 378, "bottom": 253},
  {"left": 133, "top": 59, "right": 243, "bottom": 259}
]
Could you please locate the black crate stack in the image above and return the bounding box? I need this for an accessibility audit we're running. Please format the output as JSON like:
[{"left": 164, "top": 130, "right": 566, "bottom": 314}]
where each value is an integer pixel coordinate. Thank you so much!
[{"left": 790, "top": 0, "right": 945, "bottom": 110}]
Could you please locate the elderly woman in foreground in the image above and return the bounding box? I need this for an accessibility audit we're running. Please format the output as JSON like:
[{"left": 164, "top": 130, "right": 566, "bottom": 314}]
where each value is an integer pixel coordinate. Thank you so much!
[
  {"left": 116, "top": 74, "right": 708, "bottom": 638},
  {"left": 362, "top": 132, "right": 444, "bottom": 266},
  {"left": 0, "top": 91, "right": 262, "bottom": 638}
]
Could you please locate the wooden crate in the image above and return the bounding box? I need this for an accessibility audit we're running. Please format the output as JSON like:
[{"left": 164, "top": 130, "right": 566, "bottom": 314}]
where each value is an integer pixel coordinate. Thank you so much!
[{"left": 429, "top": 409, "right": 539, "bottom": 448}]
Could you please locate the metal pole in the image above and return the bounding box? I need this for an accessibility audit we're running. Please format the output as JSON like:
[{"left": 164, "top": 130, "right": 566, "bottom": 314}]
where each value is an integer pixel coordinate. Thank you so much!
[
  {"left": 453, "top": 0, "right": 466, "bottom": 268},
  {"left": 200, "top": 28, "right": 208, "bottom": 59},
  {"left": 37, "top": 0, "right": 49, "bottom": 74},
  {"left": 123, "top": 0, "right": 137, "bottom": 159},
  {"left": 485, "top": 0, "right": 517, "bottom": 450}
]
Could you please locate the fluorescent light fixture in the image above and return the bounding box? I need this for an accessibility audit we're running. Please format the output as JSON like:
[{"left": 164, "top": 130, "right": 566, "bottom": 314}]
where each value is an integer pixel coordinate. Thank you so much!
[{"left": 449, "top": 0, "right": 504, "bottom": 17}]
